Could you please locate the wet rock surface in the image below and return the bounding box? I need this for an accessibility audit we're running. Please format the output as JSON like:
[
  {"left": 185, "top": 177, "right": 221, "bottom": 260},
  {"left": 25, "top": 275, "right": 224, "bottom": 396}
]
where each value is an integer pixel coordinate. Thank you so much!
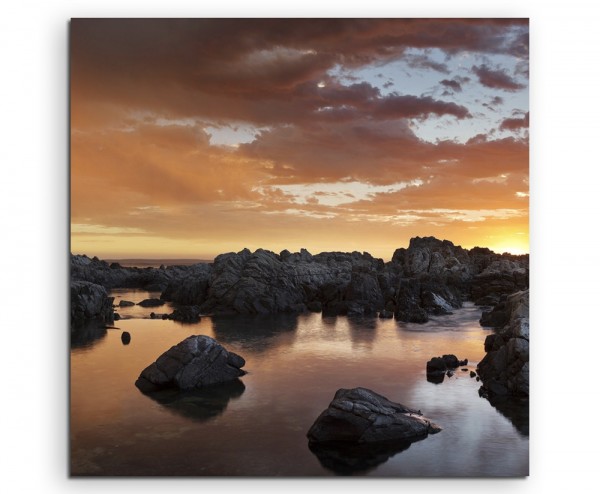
[
  {"left": 307, "top": 387, "right": 441, "bottom": 445},
  {"left": 71, "top": 281, "right": 114, "bottom": 328},
  {"left": 135, "top": 335, "right": 246, "bottom": 393}
]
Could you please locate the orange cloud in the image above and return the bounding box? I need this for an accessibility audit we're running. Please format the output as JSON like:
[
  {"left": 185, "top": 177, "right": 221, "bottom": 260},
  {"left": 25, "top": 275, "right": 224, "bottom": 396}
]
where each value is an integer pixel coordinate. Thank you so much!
[{"left": 70, "top": 19, "right": 529, "bottom": 259}]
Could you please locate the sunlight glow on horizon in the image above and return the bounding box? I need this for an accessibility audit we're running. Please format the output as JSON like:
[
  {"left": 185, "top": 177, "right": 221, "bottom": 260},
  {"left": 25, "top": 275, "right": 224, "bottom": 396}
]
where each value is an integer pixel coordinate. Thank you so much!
[{"left": 70, "top": 19, "right": 528, "bottom": 262}]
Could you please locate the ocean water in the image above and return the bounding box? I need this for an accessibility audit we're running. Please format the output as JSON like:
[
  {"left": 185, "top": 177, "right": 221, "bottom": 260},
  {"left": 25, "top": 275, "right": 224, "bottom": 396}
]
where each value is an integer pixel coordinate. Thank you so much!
[{"left": 70, "top": 289, "right": 528, "bottom": 477}]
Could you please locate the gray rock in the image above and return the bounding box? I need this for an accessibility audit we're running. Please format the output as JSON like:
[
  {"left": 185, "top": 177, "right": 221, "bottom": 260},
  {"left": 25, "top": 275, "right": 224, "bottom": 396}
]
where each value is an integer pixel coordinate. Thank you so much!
[
  {"left": 71, "top": 235, "right": 528, "bottom": 319},
  {"left": 426, "top": 354, "right": 468, "bottom": 375},
  {"left": 118, "top": 300, "right": 135, "bottom": 307},
  {"left": 167, "top": 305, "right": 202, "bottom": 323},
  {"left": 307, "top": 387, "right": 441, "bottom": 445},
  {"left": 477, "top": 289, "right": 529, "bottom": 397},
  {"left": 135, "top": 335, "right": 246, "bottom": 393},
  {"left": 71, "top": 253, "right": 200, "bottom": 291},
  {"left": 71, "top": 281, "right": 114, "bottom": 328}
]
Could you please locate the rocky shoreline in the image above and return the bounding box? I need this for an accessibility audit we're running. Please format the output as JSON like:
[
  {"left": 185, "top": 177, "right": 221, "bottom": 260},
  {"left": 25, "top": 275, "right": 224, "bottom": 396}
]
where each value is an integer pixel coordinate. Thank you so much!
[
  {"left": 70, "top": 237, "right": 530, "bottom": 469},
  {"left": 71, "top": 236, "right": 528, "bottom": 328}
]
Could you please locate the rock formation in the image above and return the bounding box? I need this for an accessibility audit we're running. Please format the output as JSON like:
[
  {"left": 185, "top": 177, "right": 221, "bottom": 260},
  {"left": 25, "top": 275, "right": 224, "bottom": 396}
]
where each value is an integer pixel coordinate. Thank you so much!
[
  {"left": 71, "top": 235, "right": 528, "bottom": 322},
  {"left": 307, "top": 387, "right": 441, "bottom": 445},
  {"left": 71, "top": 254, "right": 204, "bottom": 292},
  {"left": 426, "top": 354, "right": 468, "bottom": 374},
  {"left": 135, "top": 335, "right": 246, "bottom": 393},
  {"left": 70, "top": 281, "right": 114, "bottom": 328},
  {"left": 477, "top": 289, "right": 529, "bottom": 397}
]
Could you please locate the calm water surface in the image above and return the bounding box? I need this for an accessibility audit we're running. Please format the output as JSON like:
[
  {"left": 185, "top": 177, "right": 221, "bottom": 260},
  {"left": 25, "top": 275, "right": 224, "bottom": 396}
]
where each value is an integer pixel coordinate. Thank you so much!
[{"left": 70, "top": 289, "right": 529, "bottom": 476}]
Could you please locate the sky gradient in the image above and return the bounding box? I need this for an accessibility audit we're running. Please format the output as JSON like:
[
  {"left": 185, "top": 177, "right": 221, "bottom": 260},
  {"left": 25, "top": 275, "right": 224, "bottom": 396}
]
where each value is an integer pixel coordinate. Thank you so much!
[{"left": 70, "top": 18, "right": 529, "bottom": 260}]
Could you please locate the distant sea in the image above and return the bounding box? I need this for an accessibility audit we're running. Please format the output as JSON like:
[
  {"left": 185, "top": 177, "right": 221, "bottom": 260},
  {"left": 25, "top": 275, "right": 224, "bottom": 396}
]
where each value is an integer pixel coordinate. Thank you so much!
[{"left": 104, "top": 258, "right": 212, "bottom": 268}]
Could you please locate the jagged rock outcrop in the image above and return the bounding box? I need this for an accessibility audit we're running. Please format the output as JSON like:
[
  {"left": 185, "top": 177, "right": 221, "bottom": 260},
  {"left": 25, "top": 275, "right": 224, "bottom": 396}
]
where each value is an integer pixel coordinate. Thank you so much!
[
  {"left": 70, "top": 281, "right": 114, "bottom": 328},
  {"left": 135, "top": 335, "right": 246, "bottom": 393},
  {"left": 477, "top": 289, "right": 529, "bottom": 397},
  {"left": 199, "top": 248, "right": 384, "bottom": 316},
  {"left": 390, "top": 237, "right": 527, "bottom": 321},
  {"left": 391, "top": 236, "right": 473, "bottom": 282},
  {"left": 71, "top": 254, "right": 203, "bottom": 292},
  {"left": 160, "top": 263, "right": 212, "bottom": 305},
  {"left": 71, "top": 236, "right": 528, "bottom": 322},
  {"left": 471, "top": 260, "right": 529, "bottom": 306},
  {"left": 307, "top": 387, "right": 441, "bottom": 445}
]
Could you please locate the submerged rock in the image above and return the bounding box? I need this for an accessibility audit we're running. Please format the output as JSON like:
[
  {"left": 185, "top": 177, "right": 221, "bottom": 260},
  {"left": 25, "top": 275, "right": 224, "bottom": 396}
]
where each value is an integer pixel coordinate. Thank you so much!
[
  {"left": 135, "top": 335, "right": 246, "bottom": 393},
  {"left": 426, "top": 354, "right": 468, "bottom": 375},
  {"left": 138, "top": 298, "right": 165, "bottom": 307},
  {"left": 121, "top": 331, "right": 131, "bottom": 345},
  {"left": 307, "top": 387, "right": 441, "bottom": 445}
]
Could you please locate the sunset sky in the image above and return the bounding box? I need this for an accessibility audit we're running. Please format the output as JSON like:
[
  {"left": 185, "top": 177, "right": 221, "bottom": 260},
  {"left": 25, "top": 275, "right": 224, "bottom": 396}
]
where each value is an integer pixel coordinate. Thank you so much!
[{"left": 70, "top": 18, "right": 529, "bottom": 260}]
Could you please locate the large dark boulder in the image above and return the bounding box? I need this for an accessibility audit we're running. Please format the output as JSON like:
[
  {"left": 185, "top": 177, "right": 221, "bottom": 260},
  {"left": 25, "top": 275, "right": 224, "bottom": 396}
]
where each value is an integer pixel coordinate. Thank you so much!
[
  {"left": 478, "top": 290, "right": 529, "bottom": 398},
  {"left": 70, "top": 281, "right": 114, "bottom": 328},
  {"left": 471, "top": 260, "right": 529, "bottom": 303},
  {"left": 307, "top": 387, "right": 441, "bottom": 445},
  {"left": 480, "top": 300, "right": 510, "bottom": 328},
  {"left": 394, "top": 278, "right": 429, "bottom": 323},
  {"left": 135, "top": 335, "right": 246, "bottom": 393}
]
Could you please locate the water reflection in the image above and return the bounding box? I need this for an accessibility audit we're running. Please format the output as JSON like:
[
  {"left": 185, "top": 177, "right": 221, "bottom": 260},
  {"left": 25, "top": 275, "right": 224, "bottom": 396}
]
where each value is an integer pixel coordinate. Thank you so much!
[
  {"left": 71, "top": 301, "right": 529, "bottom": 476},
  {"left": 398, "top": 303, "right": 484, "bottom": 333},
  {"left": 71, "top": 322, "right": 107, "bottom": 348},
  {"left": 211, "top": 313, "right": 299, "bottom": 352},
  {"left": 346, "top": 315, "right": 378, "bottom": 349},
  {"left": 308, "top": 437, "right": 424, "bottom": 476},
  {"left": 139, "top": 379, "right": 246, "bottom": 423},
  {"left": 483, "top": 395, "right": 529, "bottom": 437}
]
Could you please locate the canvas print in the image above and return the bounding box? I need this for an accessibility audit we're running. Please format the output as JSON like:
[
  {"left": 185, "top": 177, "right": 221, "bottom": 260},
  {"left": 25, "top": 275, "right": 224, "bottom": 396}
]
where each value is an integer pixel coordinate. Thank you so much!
[{"left": 70, "top": 18, "right": 529, "bottom": 476}]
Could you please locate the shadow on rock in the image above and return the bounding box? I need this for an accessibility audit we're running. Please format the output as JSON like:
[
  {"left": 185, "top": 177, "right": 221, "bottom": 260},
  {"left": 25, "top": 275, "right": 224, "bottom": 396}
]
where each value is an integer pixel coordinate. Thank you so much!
[
  {"left": 141, "top": 379, "right": 246, "bottom": 423},
  {"left": 482, "top": 394, "right": 529, "bottom": 437},
  {"left": 70, "top": 321, "right": 108, "bottom": 348},
  {"left": 309, "top": 437, "right": 422, "bottom": 475}
]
